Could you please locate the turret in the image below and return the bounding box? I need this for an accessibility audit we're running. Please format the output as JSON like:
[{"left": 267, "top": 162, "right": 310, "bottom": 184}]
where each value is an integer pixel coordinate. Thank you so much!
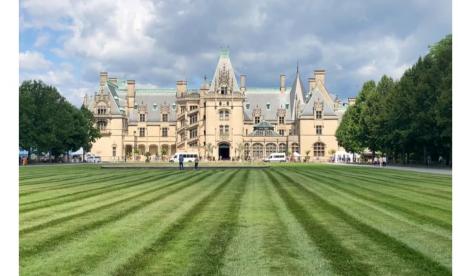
[{"left": 280, "top": 74, "right": 286, "bottom": 94}]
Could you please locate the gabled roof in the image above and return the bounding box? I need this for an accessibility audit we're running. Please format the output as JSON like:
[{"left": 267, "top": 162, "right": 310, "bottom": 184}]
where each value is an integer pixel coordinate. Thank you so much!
[
  {"left": 209, "top": 49, "right": 240, "bottom": 92},
  {"left": 301, "top": 87, "right": 337, "bottom": 117}
]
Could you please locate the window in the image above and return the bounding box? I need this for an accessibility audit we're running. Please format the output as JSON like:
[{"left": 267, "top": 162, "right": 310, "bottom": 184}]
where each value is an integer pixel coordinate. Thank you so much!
[
  {"left": 253, "top": 143, "right": 263, "bottom": 159},
  {"left": 190, "top": 114, "right": 198, "bottom": 124},
  {"left": 279, "top": 129, "right": 285, "bottom": 136},
  {"left": 162, "top": 127, "right": 168, "bottom": 137},
  {"left": 180, "top": 106, "right": 186, "bottom": 113},
  {"left": 139, "top": 127, "right": 145, "bottom": 137},
  {"left": 254, "top": 116, "right": 260, "bottom": 124},
  {"left": 190, "top": 105, "right": 198, "bottom": 110},
  {"left": 203, "top": 115, "right": 206, "bottom": 120},
  {"left": 279, "top": 143, "right": 287, "bottom": 153},
  {"left": 153, "top": 104, "right": 158, "bottom": 110},
  {"left": 162, "top": 113, "right": 168, "bottom": 122},
  {"left": 279, "top": 116, "right": 284, "bottom": 124},
  {"left": 219, "top": 110, "right": 229, "bottom": 121},
  {"left": 219, "top": 101, "right": 222, "bottom": 106},
  {"left": 139, "top": 113, "right": 146, "bottom": 122},
  {"left": 219, "top": 125, "right": 229, "bottom": 135},
  {"left": 97, "top": 107, "right": 107, "bottom": 115},
  {"left": 292, "top": 143, "right": 299, "bottom": 153},
  {"left": 314, "top": 142, "right": 325, "bottom": 157},
  {"left": 112, "top": 147, "right": 116, "bottom": 157},
  {"left": 172, "top": 103, "right": 176, "bottom": 110},
  {"left": 246, "top": 103, "right": 250, "bottom": 110},
  {"left": 180, "top": 132, "right": 186, "bottom": 141},
  {"left": 221, "top": 87, "right": 227, "bottom": 95},
  {"left": 285, "top": 104, "right": 289, "bottom": 110},
  {"left": 316, "top": 110, "right": 322, "bottom": 119},
  {"left": 266, "top": 143, "right": 276, "bottom": 156},
  {"left": 97, "top": 120, "right": 107, "bottom": 130},
  {"left": 316, "top": 125, "right": 323, "bottom": 135},
  {"left": 266, "top": 103, "right": 271, "bottom": 110},
  {"left": 190, "top": 128, "right": 197, "bottom": 138},
  {"left": 244, "top": 143, "right": 250, "bottom": 159}
]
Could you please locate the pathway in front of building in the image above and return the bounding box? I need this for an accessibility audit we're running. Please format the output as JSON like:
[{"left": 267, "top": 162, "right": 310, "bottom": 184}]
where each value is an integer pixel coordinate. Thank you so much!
[{"left": 331, "top": 162, "right": 452, "bottom": 175}]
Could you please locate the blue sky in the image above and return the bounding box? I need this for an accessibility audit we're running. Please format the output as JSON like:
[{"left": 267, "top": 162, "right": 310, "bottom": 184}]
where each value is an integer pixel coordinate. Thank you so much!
[{"left": 19, "top": 0, "right": 451, "bottom": 105}]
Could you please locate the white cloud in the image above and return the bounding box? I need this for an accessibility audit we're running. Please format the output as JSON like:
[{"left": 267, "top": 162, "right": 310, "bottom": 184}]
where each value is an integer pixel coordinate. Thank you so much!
[
  {"left": 34, "top": 33, "right": 50, "bottom": 48},
  {"left": 19, "top": 51, "right": 52, "bottom": 71}
]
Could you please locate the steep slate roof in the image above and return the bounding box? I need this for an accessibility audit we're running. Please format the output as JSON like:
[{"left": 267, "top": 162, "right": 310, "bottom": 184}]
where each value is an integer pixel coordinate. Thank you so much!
[
  {"left": 300, "top": 86, "right": 337, "bottom": 117},
  {"left": 289, "top": 70, "right": 307, "bottom": 120},
  {"left": 210, "top": 49, "right": 240, "bottom": 92},
  {"left": 244, "top": 88, "right": 292, "bottom": 121}
]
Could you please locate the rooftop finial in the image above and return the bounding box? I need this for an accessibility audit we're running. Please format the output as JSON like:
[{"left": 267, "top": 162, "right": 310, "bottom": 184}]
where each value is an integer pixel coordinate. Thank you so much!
[
  {"left": 296, "top": 60, "right": 299, "bottom": 74},
  {"left": 220, "top": 46, "right": 229, "bottom": 58}
]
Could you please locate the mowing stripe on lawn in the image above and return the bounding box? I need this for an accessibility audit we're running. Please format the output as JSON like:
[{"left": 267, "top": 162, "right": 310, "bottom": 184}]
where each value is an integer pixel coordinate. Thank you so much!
[
  {"left": 112, "top": 169, "right": 240, "bottom": 276},
  {"left": 19, "top": 172, "right": 138, "bottom": 197},
  {"left": 185, "top": 169, "right": 249, "bottom": 275},
  {"left": 20, "top": 170, "right": 209, "bottom": 235},
  {"left": 20, "top": 170, "right": 177, "bottom": 212},
  {"left": 322, "top": 168, "right": 452, "bottom": 201},
  {"left": 287, "top": 168, "right": 451, "bottom": 241},
  {"left": 265, "top": 170, "right": 371, "bottom": 276},
  {"left": 294, "top": 169, "right": 451, "bottom": 230},
  {"left": 274, "top": 169, "right": 452, "bottom": 275},
  {"left": 19, "top": 170, "right": 111, "bottom": 186},
  {"left": 19, "top": 170, "right": 154, "bottom": 206},
  {"left": 292, "top": 168, "right": 451, "bottom": 230},
  {"left": 20, "top": 170, "right": 215, "bottom": 258}
]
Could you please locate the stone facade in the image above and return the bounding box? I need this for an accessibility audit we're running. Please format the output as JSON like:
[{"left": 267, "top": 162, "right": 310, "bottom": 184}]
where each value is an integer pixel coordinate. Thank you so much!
[{"left": 85, "top": 50, "right": 350, "bottom": 162}]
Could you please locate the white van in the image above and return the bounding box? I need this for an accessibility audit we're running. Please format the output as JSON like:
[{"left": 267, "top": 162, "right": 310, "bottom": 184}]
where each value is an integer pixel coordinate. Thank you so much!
[
  {"left": 263, "top": 153, "right": 287, "bottom": 162},
  {"left": 170, "top": 152, "right": 199, "bottom": 163}
]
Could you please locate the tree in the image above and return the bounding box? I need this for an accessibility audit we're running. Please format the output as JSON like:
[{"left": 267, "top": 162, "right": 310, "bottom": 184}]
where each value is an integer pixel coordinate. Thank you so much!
[{"left": 80, "top": 106, "right": 101, "bottom": 160}]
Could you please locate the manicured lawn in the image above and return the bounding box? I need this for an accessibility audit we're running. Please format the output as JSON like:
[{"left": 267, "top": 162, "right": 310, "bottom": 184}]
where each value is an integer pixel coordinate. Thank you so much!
[{"left": 19, "top": 164, "right": 451, "bottom": 275}]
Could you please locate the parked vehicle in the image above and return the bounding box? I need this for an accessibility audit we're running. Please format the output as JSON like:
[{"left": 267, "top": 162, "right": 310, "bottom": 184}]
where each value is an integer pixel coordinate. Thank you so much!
[
  {"left": 86, "top": 153, "right": 102, "bottom": 163},
  {"left": 263, "top": 153, "right": 287, "bottom": 162},
  {"left": 169, "top": 152, "right": 198, "bottom": 163}
]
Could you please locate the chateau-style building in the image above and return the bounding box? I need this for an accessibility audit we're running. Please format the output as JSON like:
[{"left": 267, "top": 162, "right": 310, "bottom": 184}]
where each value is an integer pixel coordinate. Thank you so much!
[{"left": 84, "top": 50, "right": 350, "bottom": 162}]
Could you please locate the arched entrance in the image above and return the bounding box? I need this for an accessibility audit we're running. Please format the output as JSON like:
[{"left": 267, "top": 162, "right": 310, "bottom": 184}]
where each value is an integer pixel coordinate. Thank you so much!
[{"left": 218, "top": 143, "right": 230, "bottom": 160}]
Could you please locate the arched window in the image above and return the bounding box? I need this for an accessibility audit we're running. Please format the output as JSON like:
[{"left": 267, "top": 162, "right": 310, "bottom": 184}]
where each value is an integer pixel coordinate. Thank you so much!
[
  {"left": 97, "top": 105, "right": 107, "bottom": 115},
  {"left": 292, "top": 143, "right": 299, "bottom": 153},
  {"left": 252, "top": 143, "right": 263, "bottom": 159},
  {"left": 266, "top": 143, "right": 276, "bottom": 156},
  {"left": 313, "top": 142, "right": 325, "bottom": 157},
  {"left": 244, "top": 143, "right": 250, "bottom": 160},
  {"left": 279, "top": 143, "right": 287, "bottom": 153}
]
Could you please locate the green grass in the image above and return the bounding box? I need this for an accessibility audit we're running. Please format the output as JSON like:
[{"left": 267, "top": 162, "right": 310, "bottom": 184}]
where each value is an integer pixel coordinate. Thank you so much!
[{"left": 19, "top": 164, "right": 451, "bottom": 275}]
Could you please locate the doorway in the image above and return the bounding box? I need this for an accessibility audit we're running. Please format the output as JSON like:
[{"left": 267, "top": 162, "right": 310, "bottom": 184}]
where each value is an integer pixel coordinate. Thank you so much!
[{"left": 218, "top": 143, "right": 230, "bottom": 160}]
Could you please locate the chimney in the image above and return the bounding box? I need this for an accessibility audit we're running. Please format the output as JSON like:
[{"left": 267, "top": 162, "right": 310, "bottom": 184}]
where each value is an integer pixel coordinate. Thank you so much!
[
  {"left": 127, "top": 80, "right": 136, "bottom": 109},
  {"left": 348, "top": 97, "right": 356, "bottom": 106},
  {"left": 308, "top": 78, "right": 316, "bottom": 92},
  {"left": 176, "top": 80, "right": 187, "bottom": 97},
  {"left": 99, "top": 72, "right": 108, "bottom": 86},
  {"left": 280, "top": 74, "right": 286, "bottom": 94},
  {"left": 108, "top": 77, "right": 118, "bottom": 86},
  {"left": 240, "top": 75, "right": 246, "bottom": 92},
  {"left": 314, "top": 69, "right": 325, "bottom": 84}
]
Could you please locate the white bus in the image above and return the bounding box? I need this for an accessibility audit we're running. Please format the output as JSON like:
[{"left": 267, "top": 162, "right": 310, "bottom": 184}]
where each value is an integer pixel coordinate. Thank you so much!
[{"left": 169, "top": 152, "right": 199, "bottom": 163}]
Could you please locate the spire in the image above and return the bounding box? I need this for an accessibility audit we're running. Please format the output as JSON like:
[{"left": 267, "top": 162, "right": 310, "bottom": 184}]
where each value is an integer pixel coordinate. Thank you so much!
[
  {"left": 296, "top": 60, "right": 299, "bottom": 74},
  {"left": 210, "top": 48, "right": 240, "bottom": 93}
]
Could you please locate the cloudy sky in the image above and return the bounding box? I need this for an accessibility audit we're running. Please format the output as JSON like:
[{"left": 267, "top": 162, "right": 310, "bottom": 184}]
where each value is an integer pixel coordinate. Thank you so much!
[{"left": 19, "top": 0, "right": 451, "bottom": 105}]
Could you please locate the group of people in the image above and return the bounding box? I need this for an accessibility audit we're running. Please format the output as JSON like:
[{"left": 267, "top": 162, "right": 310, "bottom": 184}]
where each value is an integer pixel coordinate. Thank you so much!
[{"left": 178, "top": 155, "right": 199, "bottom": 170}]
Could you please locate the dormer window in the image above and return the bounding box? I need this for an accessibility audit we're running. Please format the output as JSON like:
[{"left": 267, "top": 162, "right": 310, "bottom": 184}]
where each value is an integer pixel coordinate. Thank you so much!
[
  {"left": 285, "top": 104, "right": 289, "bottom": 110},
  {"left": 316, "top": 110, "right": 322, "bottom": 119},
  {"left": 172, "top": 103, "right": 176, "bottom": 110},
  {"left": 279, "top": 116, "right": 285, "bottom": 124},
  {"left": 266, "top": 103, "right": 271, "bottom": 110},
  {"left": 162, "top": 114, "right": 168, "bottom": 122},
  {"left": 152, "top": 103, "right": 157, "bottom": 111},
  {"left": 97, "top": 106, "right": 107, "bottom": 115},
  {"left": 254, "top": 116, "right": 260, "bottom": 124},
  {"left": 246, "top": 103, "right": 250, "bottom": 110},
  {"left": 221, "top": 87, "right": 228, "bottom": 95},
  {"left": 139, "top": 114, "right": 146, "bottom": 122}
]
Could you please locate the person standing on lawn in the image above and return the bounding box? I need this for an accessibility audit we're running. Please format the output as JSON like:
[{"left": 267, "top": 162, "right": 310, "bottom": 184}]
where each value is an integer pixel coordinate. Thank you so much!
[
  {"left": 179, "top": 154, "right": 184, "bottom": 170},
  {"left": 194, "top": 156, "right": 199, "bottom": 170}
]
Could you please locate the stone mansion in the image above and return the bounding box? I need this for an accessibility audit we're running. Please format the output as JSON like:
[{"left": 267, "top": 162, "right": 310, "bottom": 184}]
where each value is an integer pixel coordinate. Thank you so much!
[{"left": 84, "top": 50, "right": 352, "bottom": 162}]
